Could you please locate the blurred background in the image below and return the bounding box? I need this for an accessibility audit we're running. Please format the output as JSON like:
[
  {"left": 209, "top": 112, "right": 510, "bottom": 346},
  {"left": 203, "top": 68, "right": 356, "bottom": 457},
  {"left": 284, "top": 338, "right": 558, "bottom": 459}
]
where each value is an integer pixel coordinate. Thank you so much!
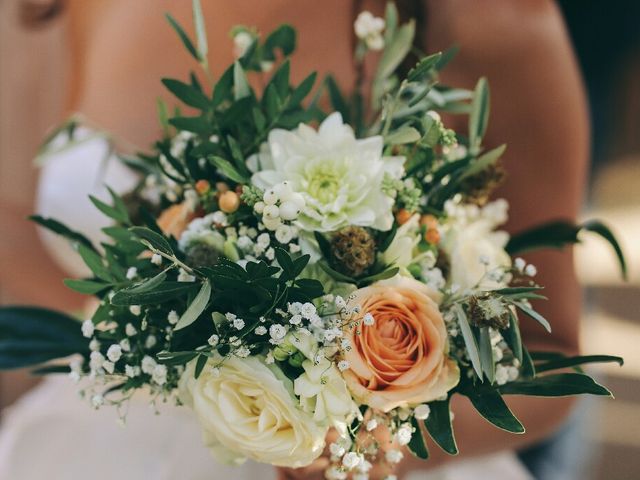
[{"left": 0, "top": 1, "right": 638, "bottom": 479}]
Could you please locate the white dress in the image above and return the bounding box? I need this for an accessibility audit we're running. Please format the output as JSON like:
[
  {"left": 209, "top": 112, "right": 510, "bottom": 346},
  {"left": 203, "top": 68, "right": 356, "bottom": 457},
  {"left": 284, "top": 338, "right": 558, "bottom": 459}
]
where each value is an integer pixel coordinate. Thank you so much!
[{"left": 0, "top": 130, "right": 532, "bottom": 480}]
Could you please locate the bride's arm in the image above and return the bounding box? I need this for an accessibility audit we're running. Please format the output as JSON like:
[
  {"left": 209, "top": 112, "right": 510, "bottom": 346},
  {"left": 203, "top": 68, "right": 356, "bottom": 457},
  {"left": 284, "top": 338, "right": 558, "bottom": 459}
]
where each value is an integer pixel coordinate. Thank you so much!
[{"left": 279, "top": 1, "right": 587, "bottom": 478}]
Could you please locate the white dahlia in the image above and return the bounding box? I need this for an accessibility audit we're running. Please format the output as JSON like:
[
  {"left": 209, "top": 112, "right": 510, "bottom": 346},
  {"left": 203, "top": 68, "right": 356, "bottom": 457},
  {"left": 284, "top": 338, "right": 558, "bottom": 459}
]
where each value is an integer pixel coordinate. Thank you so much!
[{"left": 249, "top": 113, "right": 404, "bottom": 232}]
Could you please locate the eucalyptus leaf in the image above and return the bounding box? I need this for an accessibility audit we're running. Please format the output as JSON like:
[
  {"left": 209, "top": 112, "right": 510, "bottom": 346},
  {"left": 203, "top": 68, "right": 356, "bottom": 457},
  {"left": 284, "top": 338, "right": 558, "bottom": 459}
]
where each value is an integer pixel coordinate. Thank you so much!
[
  {"left": 29, "top": 215, "right": 96, "bottom": 252},
  {"left": 533, "top": 355, "right": 623, "bottom": 374},
  {"left": 161, "top": 78, "right": 211, "bottom": 110},
  {"left": 63, "top": 279, "right": 110, "bottom": 295},
  {"left": 192, "top": 0, "right": 208, "bottom": 61},
  {"left": 479, "top": 326, "right": 495, "bottom": 383},
  {"left": 233, "top": 61, "right": 251, "bottom": 100},
  {"left": 165, "top": 13, "right": 199, "bottom": 61},
  {"left": 468, "top": 77, "right": 490, "bottom": 152}
]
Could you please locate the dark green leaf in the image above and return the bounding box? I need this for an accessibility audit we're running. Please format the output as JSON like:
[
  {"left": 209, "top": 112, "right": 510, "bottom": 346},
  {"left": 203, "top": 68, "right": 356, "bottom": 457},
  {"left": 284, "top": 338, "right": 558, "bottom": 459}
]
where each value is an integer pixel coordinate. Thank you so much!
[
  {"left": 407, "top": 417, "right": 429, "bottom": 459},
  {"left": 63, "top": 279, "right": 110, "bottom": 295},
  {"left": 77, "top": 243, "right": 112, "bottom": 282},
  {"left": 209, "top": 156, "right": 249, "bottom": 183},
  {"left": 263, "top": 24, "right": 296, "bottom": 60},
  {"left": 165, "top": 13, "right": 199, "bottom": 61},
  {"left": 317, "top": 261, "right": 356, "bottom": 284},
  {"left": 357, "top": 267, "right": 400, "bottom": 285},
  {"left": 533, "top": 355, "right": 623, "bottom": 374},
  {"left": 479, "top": 326, "right": 495, "bottom": 383},
  {"left": 582, "top": 220, "right": 627, "bottom": 280},
  {"left": 468, "top": 77, "right": 490, "bottom": 151},
  {"left": 29, "top": 215, "right": 96, "bottom": 252},
  {"left": 504, "top": 310, "right": 523, "bottom": 363},
  {"left": 513, "top": 301, "right": 551, "bottom": 333},
  {"left": 125, "top": 271, "right": 168, "bottom": 294},
  {"left": 129, "top": 227, "right": 174, "bottom": 255},
  {"left": 110, "top": 282, "right": 196, "bottom": 306},
  {"left": 289, "top": 71, "right": 317, "bottom": 107},
  {"left": 194, "top": 353, "right": 208, "bottom": 378},
  {"left": 89, "top": 195, "right": 129, "bottom": 224},
  {"left": 175, "top": 280, "right": 212, "bottom": 331},
  {"left": 161, "top": 78, "right": 211, "bottom": 109},
  {"left": 499, "top": 373, "right": 612, "bottom": 397},
  {"left": 325, "top": 75, "right": 350, "bottom": 123},
  {"left": 424, "top": 398, "right": 458, "bottom": 455},
  {"left": 454, "top": 304, "right": 482, "bottom": 379},
  {"left": 466, "top": 388, "right": 525, "bottom": 433}
]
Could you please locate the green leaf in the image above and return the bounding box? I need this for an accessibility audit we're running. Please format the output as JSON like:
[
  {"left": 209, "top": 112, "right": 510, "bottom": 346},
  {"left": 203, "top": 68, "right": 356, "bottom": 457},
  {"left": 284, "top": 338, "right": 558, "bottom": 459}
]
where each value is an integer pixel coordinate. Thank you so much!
[
  {"left": 274, "top": 247, "right": 296, "bottom": 279},
  {"left": 357, "top": 267, "right": 400, "bottom": 286},
  {"left": 454, "top": 304, "right": 482, "bottom": 379},
  {"left": 168, "top": 115, "right": 212, "bottom": 135},
  {"left": 194, "top": 353, "right": 208, "bottom": 378},
  {"left": 165, "top": 13, "right": 199, "bottom": 61},
  {"left": 125, "top": 271, "right": 168, "bottom": 294},
  {"left": 513, "top": 301, "right": 551, "bottom": 333},
  {"left": 129, "top": 227, "right": 174, "bottom": 255},
  {"left": 89, "top": 194, "right": 129, "bottom": 224},
  {"left": 0, "top": 306, "right": 88, "bottom": 369},
  {"left": 161, "top": 78, "right": 211, "bottom": 110},
  {"left": 499, "top": 373, "right": 613, "bottom": 397},
  {"left": 376, "top": 20, "right": 415, "bottom": 81},
  {"left": 212, "top": 65, "right": 234, "bottom": 106},
  {"left": 233, "top": 61, "right": 251, "bottom": 100},
  {"left": 459, "top": 144, "right": 506, "bottom": 181},
  {"left": 506, "top": 220, "right": 626, "bottom": 279},
  {"left": 582, "top": 220, "right": 627, "bottom": 280},
  {"left": 110, "top": 282, "right": 196, "bottom": 306},
  {"left": 192, "top": 0, "right": 208, "bottom": 61},
  {"left": 466, "top": 388, "right": 525, "bottom": 433},
  {"left": 209, "top": 156, "right": 249, "bottom": 184},
  {"left": 504, "top": 310, "right": 523, "bottom": 363},
  {"left": 386, "top": 125, "right": 421, "bottom": 145},
  {"left": 533, "top": 355, "right": 623, "bottom": 374},
  {"left": 424, "top": 398, "right": 458, "bottom": 455},
  {"left": 479, "top": 326, "right": 495, "bottom": 383},
  {"left": 63, "top": 279, "right": 110, "bottom": 295},
  {"left": 325, "top": 76, "right": 350, "bottom": 123},
  {"left": 77, "top": 243, "right": 112, "bottom": 282},
  {"left": 175, "top": 280, "right": 212, "bottom": 331},
  {"left": 29, "top": 215, "right": 96, "bottom": 251},
  {"left": 407, "top": 52, "right": 442, "bottom": 82},
  {"left": 468, "top": 77, "right": 490, "bottom": 152},
  {"left": 289, "top": 71, "right": 317, "bottom": 107},
  {"left": 407, "top": 417, "right": 429, "bottom": 459},
  {"left": 263, "top": 24, "right": 296, "bottom": 60},
  {"left": 269, "top": 59, "right": 291, "bottom": 99},
  {"left": 317, "top": 261, "right": 356, "bottom": 284}
]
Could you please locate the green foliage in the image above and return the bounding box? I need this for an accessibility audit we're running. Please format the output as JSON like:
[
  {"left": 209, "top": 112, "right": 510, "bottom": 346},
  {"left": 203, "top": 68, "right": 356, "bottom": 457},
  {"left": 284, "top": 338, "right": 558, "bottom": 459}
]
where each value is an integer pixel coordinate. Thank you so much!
[
  {"left": 0, "top": 307, "right": 88, "bottom": 369},
  {"left": 424, "top": 397, "right": 458, "bottom": 455},
  {"left": 407, "top": 417, "right": 429, "bottom": 459},
  {"left": 507, "top": 220, "right": 627, "bottom": 279}
]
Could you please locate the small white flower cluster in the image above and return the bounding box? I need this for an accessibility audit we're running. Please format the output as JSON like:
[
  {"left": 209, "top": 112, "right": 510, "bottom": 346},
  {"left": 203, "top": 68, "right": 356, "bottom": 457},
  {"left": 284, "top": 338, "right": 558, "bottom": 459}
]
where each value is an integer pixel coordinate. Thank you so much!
[
  {"left": 354, "top": 11, "right": 385, "bottom": 51},
  {"left": 326, "top": 436, "right": 373, "bottom": 480},
  {"left": 253, "top": 181, "right": 305, "bottom": 231},
  {"left": 490, "top": 328, "right": 520, "bottom": 385},
  {"left": 514, "top": 257, "right": 537, "bottom": 277},
  {"left": 178, "top": 211, "right": 228, "bottom": 252},
  {"left": 444, "top": 198, "right": 509, "bottom": 228}
]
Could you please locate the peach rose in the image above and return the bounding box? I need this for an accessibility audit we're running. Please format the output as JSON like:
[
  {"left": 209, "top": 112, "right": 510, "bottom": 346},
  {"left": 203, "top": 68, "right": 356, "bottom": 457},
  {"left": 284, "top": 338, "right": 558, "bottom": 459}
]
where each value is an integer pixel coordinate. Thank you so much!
[
  {"left": 157, "top": 202, "right": 196, "bottom": 239},
  {"left": 342, "top": 276, "right": 459, "bottom": 412}
]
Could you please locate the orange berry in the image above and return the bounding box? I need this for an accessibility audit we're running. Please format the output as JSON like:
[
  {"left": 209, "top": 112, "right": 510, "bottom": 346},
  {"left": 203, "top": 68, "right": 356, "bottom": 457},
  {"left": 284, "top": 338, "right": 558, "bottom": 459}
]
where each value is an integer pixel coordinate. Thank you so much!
[
  {"left": 219, "top": 191, "right": 240, "bottom": 213},
  {"left": 195, "top": 179, "right": 210, "bottom": 195},
  {"left": 395, "top": 209, "right": 412, "bottom": 225},
  {"left": 420, "top": 214, "right": 438, "bottom": 230},
  {"left": 215, "top": 182, "right": 230, "bottom": 193},
  {"left": 424, "top": 228, "right": 440, "bottom": 245}
]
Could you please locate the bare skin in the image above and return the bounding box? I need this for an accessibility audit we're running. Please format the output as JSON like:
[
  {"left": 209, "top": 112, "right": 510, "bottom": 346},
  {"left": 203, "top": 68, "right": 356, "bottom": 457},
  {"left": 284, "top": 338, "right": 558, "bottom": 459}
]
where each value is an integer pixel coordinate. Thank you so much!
[{"left": 2, "top": 1, "right": 587, "bottom": 478}]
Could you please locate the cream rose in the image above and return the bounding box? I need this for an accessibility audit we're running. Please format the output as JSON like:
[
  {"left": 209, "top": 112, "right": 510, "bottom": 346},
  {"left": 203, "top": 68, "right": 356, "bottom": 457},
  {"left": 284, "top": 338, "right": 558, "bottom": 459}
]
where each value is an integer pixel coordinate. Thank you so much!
[
  {"left": 442, "top": 199, "right": 511, "bottom": 290},
  {"left": 179, "top": 356, "right": 327, "bottom": 468},
  {"left": 342, "top": 276, "right": 460, "bottom": 412}
]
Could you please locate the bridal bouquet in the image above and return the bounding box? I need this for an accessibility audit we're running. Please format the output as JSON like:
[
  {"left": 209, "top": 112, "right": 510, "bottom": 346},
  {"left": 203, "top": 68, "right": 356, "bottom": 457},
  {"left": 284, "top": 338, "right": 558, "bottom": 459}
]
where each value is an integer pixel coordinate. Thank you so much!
[{"left": 1, "top": 2, "right": 626, "bottom": 478}]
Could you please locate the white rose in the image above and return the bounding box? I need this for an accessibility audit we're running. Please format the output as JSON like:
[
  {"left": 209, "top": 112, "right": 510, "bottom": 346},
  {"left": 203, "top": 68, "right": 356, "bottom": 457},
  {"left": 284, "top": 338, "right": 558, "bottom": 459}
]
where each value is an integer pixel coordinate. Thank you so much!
[
  {"left": 442, "top": 200, "right": 511, "bottom": 290},
  {"left": 249, "top": 113, "right": 404, "bottom": 232},
  {"left": 179, "top": 356, "right": 326, "bottom": 468}
]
